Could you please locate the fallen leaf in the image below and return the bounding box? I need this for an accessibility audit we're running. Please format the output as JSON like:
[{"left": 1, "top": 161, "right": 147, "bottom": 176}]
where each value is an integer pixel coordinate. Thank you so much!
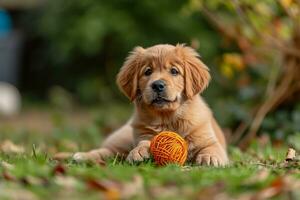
[
  {"left": 54, "top": 176, "right": 79, "bottom": 189},
  {"left": 244, "top": 169, "right": 270, "bottom": 185},
  {"left": 0, "top": 185, "right": 38, "bottom": 200},
  {"left": 253, "top": 179, "right": 283, "bottom": 199},
  {"left": 86, "top": 179, "right": 120, "bottom": 200},
  {"left": 251, "top": 175, "right": 300, "bottom": 199},
  {"left": 237, "top": 193, "right": 255, "bottom": 200},
  {"left": 87, "top": 175, "right": 144, "bottom": 200},
  {"left": 20, "top": 176, "right": 47, "bottom": 186},
  {"left": 197, "top": 182, "right": 227, "bottom": 200},
  {"left": 0, "top": 161, "right": 15, "bottom": 170},
  {"left": 0, "top": 140, "right": 24, "bottom": 154},
  {"left": 2, "top": 170, "right": 16, "bottom": 181},
  {"left": 285, "top": 148, "right": 296, "bottom": 161},
  {"left": 121, "top": 175, "right": 144, "bottom": 199},
  {"left": 53, "top": 163, "right": 67, "bottom": 176},
  {"left": 281, "top": 175, "right": 300, "bottom": 190},
  {"left": 149, "top": 185, "right": 180, "bottom": 199}
]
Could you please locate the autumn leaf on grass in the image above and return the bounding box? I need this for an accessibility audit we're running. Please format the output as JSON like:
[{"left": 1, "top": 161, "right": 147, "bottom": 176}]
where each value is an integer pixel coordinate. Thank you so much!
[
  {"left": 52, "top": 164, "right": 80, "bottom": 191},
  {"left": 2, "top": 170, "right": 16, "bottom": 181},
  {"left": 52, "top": 163, "right": 67, "bottom": 176},
  {"left": 0, "top": 161, "right": 15, "bottom": 170},
  {"left": 3, "top": 170, "right": 48, "bottom": 187},
  {"left": 87, "top": 178, "right": 120, "bottom": 200},
  {"left": 87, "top": 175, "right": 144, "bottom": 200},
  {"left": 0, "top": 140, "right": 24, "bottom": 154},
  {"left": 149, "top": 185, "right": 181, "bottom": 199},
  {"left": 54, "top": 176, "right": 80, "bottom": 190},
  {"left": 0, "top": 185, "right": 38, "bottom": 200},
  {"left": 121, "top": 175, "right": 144, "bottom": 199},
  {"left": 285, "top": 148, "right": 296, "bottom": 161},
  {"left": 197, "top": 182, "right": 228, "bottom": 200},
  {"left": 243, "top": 168, "right": 270, "bottom": 185},
  {"left": 252, "top": 175, "right": 300, "bottom": 199},
  {"left": 279, "top": 147, "right": 299, "bottom": 168},
  {"left": 20, "top": 175, "right": 49, "bottom": 187}
]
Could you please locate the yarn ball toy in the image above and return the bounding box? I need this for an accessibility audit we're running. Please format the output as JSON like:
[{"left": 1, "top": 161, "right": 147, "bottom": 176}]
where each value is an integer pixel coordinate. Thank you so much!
[{"left": 150, "top": 131, "right": 188, "bottom": 166}]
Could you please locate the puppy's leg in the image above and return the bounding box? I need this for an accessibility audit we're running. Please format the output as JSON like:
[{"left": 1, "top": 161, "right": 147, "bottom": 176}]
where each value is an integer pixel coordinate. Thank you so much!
[
  {"left": 73, "top": 121, "right": 134, "bottom": 163},
  {"left": 188, "top": 124, "right": 228, "bottom": 167}
]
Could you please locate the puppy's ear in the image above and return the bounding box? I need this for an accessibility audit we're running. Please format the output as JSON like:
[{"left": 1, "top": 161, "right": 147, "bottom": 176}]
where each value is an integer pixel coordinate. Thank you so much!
[
  {"left": 116, "top": 46, "right": 145, "bottom": 101},
  {"left": 176, "top": 44, "right": 211, "bottom": 99}
]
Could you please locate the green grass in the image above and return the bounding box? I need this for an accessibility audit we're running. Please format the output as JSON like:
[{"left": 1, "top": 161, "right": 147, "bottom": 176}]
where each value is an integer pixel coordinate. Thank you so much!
[
  {"left": 0, "top": 106, "right": 299, "bottom": 199},
  {"left": 0, "top": 142, "right": 299, "bottom": 199}
]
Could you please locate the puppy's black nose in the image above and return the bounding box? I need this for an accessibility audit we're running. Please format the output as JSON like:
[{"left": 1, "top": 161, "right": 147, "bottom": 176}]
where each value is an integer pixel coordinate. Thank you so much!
[{"left": 151, "top": 80, "right": 166, "bottom": 93}]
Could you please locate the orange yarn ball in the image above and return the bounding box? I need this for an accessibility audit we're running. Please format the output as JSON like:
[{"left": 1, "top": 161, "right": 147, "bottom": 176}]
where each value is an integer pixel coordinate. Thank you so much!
[{"left": 150, "top": 131, "right": 188, "bottom": 166}]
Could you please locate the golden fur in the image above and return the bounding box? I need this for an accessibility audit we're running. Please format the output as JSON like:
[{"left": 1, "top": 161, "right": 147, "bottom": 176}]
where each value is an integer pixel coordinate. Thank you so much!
[{"left": 73, "top": 44, "right": 229, "bottom": 166}]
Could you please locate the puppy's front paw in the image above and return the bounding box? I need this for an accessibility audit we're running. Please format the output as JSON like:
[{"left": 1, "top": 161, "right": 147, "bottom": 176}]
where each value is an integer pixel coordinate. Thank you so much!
[
  {"left": 73, "top": 152, "right": 100, "bottom": 163},
  {"left": 73, "top": 152, "right": 90, "bottom": 162},
  {"left": 195, "top": 153, "right": 228, "bottom": 167},
  {"left": 126, "top": 146, "right": 150, "bottom": 163},
  {"left": 73, "top": 148, "right": 112, "bottom": 163}
]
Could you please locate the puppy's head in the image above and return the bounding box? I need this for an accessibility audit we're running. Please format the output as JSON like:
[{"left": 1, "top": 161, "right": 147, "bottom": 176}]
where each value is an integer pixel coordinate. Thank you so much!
[{"left": 117, "top": 44, "right": 210, "bottom": 112}]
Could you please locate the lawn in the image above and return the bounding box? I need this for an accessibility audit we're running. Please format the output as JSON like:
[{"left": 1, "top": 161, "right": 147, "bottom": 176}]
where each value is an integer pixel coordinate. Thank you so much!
[{"left": 0, "top": 105, "right": 299, "bottom": 200}]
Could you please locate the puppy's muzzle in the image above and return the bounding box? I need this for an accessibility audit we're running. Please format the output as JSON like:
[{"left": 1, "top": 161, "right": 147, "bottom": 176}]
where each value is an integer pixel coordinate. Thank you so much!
[{"left": 151, "top": 80, "right": 166, "bottom": 94}]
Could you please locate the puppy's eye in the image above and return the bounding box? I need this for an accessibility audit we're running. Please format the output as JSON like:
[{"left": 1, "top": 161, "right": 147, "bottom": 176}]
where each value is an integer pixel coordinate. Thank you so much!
[
  {"left": 170, "top": 67, "right": 179, "bottom": 76},
  {"left": 144, "top": 68, "right": 152, "bottom": 76}
]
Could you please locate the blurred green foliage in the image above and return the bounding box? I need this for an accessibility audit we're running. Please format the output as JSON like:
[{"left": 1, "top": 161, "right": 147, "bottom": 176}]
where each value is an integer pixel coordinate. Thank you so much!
[
  {"left": 25, "top": 0, "right": 221, "bottom": 102},
  {"left": 21, "top": 0, "right": 300, "bottom": 139}
]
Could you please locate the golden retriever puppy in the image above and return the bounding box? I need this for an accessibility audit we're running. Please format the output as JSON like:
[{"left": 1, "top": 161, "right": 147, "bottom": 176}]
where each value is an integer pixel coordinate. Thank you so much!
[{"left": 73, "top": 44, "right": 228, "bottom": 166}]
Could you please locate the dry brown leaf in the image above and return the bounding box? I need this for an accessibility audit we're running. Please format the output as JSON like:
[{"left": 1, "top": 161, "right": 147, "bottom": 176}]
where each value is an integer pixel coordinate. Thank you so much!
[
  {"left": 285, "top": 148, "right": 296, "bottom": 161},
  {"left": 237, "top": 193, "right": 255, "bottom": 200},
  {"left": 0, "top": 185, "right": 38, "bottom": 200},
  {"left": 197, "top": 182, "right": 227, "bottom": 200},
  {"left": 281, "top": 175, "right": 300, "bottom": 191},
  {"left": 0, "top": 161, "right": 15, "bottom": 170},
  {"left": 252, "top": 177, "right": 284, "bottom": 199},
  {"left": 244, "top": 169, "right": 270, "bottom": 185},
  {"left": 54, "top": 176, "right": 79, "bottom": 190},
  {"left": 251, "top": 175, "right": 300, "bottom": 200},
  {"left": 86, "top": 179, "right": 120, "bottom": 200},
  {"left": 149, "top": 185, "right": 180, "bottom": 199},
  {"left": 2, "top": 170, "right": 16, "bottom": 181},
  {"left": 121, "top": 175, "right": 144, "bottom": 199},
  {"left": 254, "top": 187, "right": 280, "bottom": 200},
  {"left": 20, "top": 175, "right": 47, "bottom": 186},
  {"left": 87, "top": 175, "right": 144, "bottom": 200},
  {"left": 53, "top": 163, "right": 67, "bottom": 176},
  {"left": 0, "top": 140, "right": 24, "bottom": 154},
  {"left": 52, "top": 152, "right": 73, "bottom": 161}
]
